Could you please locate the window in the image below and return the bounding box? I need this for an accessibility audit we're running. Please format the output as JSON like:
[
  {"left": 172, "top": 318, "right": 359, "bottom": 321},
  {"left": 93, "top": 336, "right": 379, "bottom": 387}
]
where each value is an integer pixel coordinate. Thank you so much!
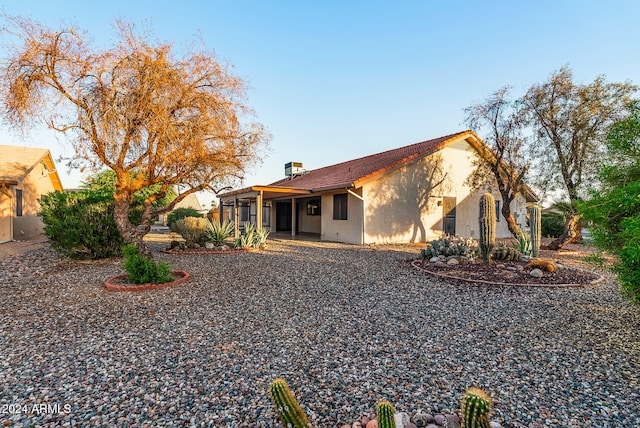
[
  {"left": 15, "top": 189, "right": 23, "bottom": 217},
  {"left": 262, "top": 203, "right": 270, "bottom": 227},
  {"left": 333, "top": 194, "right": 347, "bottom": 220},
  {"left": 495, "top": 200, "right": 501, "bottom": 222},
  {"left": 306, "top": 198, "right": 321, "bottom": 216}
]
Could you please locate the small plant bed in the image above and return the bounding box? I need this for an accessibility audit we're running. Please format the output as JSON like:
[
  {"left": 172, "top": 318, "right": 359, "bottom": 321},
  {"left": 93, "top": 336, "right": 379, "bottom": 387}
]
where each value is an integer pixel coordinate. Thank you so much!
[
  {"left": 413, "top": 257, "right": 604, "bottom": 287},
  {"left": 161, "top": 242, "right": 248, "bottom": 255},
  {"left": 164, "top": 219, "right": 269, "bottom": 254},
  {"left": 414, "top": 234, "right": 605, "bottom": 287},
  {"left": 104, "top": 244, "right": 190, "bottom": 291},
  {"left": 104, "top": 270, "right": 190, "bottom": 291}
]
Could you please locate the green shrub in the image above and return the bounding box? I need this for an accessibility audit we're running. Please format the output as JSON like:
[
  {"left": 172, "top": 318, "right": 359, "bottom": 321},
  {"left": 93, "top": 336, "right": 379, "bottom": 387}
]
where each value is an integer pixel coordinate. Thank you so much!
[
  {"left": 205, "top": 219, "right": 234, "bottom": 245},
  {"left": 40, "top": 190, "right": 127, "bottom": 259},
  {"left": 234, "top": 222, "right": 270, "bottom": 250},
  {"left": 167, "top": 208, "right": 201, "bottom": 230},
  {"left": 173, "top": 216, "right": 209, "bottom": 247},
  {"left": 514, "top": 232, "right": 532, "bottom": 256},
  {"left": 122, "top": 245, "right": 174, "bottom": 284},
  {"left": 421, "top": 235, "right": 479, "bottom": 259},
  {"left": 541, "top": 211, "right": 566, "bottom": 238}
]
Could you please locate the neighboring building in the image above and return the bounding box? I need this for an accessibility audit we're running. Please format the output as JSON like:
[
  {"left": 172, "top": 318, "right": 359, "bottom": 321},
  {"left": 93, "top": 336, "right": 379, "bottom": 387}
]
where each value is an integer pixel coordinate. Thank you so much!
[
  {"left": 218, "top": 130, "right": 538, "bottom": 245},
  {"left": 157, "top": 192, "right": 203, "bottom": 226},
  {"left": 0, "top": 145, "right": 63, "bottom": 242}
]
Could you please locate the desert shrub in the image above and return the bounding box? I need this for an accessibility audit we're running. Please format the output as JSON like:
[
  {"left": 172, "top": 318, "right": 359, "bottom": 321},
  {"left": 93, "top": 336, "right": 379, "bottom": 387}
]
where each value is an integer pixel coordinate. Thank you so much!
[
  {"left": 234, "top": 222, "right": 270, "bottom": 249},
  {"left": 205, "top": 219, "right": 234, "bottom": 245},
  {"left": 173, "top": 216, "right": 209, "bottom": 247},
  {"left": 421, "top": 235, "right": 479, "bottom": 259},
  {"left": 514, "top": 232, "right": 532, "bottom": 256},
  {"left": 541, "top": 211, "right": 566, "bottom": 238},
  {"left": 167, "top": 208, "right": 201, "bottom": 230},
  {"left": 122, "top": 245, "right": 174, "bottom": 284},
  {"left": 40, "top": 190, "right": 127, "bottom": 259}
]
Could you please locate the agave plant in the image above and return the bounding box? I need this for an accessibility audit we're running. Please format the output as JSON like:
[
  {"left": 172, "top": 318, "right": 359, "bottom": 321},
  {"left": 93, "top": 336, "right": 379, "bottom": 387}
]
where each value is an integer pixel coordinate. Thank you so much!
[{"left": 205, "top": 219, "right": 234, "bottom": 245}]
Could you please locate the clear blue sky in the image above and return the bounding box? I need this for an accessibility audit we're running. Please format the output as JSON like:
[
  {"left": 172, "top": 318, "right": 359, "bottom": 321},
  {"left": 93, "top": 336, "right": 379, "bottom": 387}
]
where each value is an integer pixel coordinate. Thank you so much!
[{"left": 2, "top": 1, "right": 639, "bottom": 207}]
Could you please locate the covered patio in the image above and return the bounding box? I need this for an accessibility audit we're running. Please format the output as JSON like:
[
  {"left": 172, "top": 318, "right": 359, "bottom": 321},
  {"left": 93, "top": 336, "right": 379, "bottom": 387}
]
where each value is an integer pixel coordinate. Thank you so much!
[{"left": 218, "top": 185, "right": 316, "bottom": 238}]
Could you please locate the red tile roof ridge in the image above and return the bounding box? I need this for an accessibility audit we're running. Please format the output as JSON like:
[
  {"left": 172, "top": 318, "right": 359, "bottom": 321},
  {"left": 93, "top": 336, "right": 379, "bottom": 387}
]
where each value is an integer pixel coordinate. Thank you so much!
[{"left": 269, "top": 130, "right": 472, "bottom": 191}]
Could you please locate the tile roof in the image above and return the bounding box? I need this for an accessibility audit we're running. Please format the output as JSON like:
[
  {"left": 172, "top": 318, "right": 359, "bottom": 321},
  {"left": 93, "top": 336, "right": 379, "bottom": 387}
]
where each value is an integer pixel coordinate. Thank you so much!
[{"left": 269, "top": 131, "right": 471, "bottom": 191}]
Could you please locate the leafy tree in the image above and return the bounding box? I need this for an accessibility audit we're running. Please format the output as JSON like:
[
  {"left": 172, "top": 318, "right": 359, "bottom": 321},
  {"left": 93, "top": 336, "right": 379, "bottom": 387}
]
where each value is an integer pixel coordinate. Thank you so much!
[
  {"left": 519, "top": 66, "right": 637, "bottom": 250},
  {"left": 464, "top": 87, "right": 530, "bottom": 238},
  {"left": 580, "top": 102, "right": 640, "bottom": 302},
  {"left": 1, "top": 17, "right": 268, "bottom": 256}
]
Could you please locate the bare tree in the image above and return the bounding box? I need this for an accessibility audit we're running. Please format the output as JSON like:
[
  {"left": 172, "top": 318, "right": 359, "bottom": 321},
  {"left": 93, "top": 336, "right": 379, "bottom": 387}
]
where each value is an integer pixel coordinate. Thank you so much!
[
  {"left": 464, "top": 87, "right": 529, "bottom": 238},
  {"left": 1, "top": 17, "right": 269, "bottom": 255},
  {"left": 520, "top": 66, "right": 637, "bottom": 250}
]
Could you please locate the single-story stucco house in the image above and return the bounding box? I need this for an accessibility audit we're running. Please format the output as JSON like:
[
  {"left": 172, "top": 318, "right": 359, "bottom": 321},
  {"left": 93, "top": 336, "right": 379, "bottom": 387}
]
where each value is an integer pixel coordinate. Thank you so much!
[
  {"left": 218, "top": 130, "right": 538, "bottom": 245},
  {"left": 0, "top": 145, "right": 63, "bottom": 242}
]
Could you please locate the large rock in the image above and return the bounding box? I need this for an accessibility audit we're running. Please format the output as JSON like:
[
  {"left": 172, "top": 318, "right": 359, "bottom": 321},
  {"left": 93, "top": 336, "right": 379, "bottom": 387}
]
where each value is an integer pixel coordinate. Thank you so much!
[
  {"left": 429, "top": 256, "right": 440, "bottom": 263},
  {"left": 447, "top": 258, "right": 459, "bottom": 265},
  {"left": 530, "top": 268, "right": 544, "bottom": 278},
  {"left": 366, "top": 420, "right": 378, "bottom": 428},
  {"left": 395, "top": 412, "right": 411, "bottom": 428},
  {"left": 412, "top": 413, "right": 430, "bottom": 427}
]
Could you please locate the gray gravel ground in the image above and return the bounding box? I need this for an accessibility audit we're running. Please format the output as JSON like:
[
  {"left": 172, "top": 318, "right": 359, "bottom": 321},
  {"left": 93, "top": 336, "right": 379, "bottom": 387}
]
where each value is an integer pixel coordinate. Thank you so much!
[{"left": 1, "top": 237, "right": 639, "bottom": 427}]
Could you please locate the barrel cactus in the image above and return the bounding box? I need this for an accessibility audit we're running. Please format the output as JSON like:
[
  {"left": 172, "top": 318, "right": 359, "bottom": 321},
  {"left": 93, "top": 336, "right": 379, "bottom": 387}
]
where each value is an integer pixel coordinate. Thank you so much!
[
  {"left": 376, "top": 401, "right": 397, "bottom": 428},
  {"left": 479, "top": 193, "right": 496, "bottom": 263},
  {"left": 268, "top": 378, "right": 313, "bottom": 428},
  {"left": 460, "top": 387, "right": 492, "bottom": 428},
  {"left": 529, "top": 205, "right": 542, "bottom": 258}
]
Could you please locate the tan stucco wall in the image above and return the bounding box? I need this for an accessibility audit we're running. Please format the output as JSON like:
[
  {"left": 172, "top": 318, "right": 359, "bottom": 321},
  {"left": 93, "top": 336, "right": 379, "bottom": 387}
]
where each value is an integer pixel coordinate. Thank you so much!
[
  {"left": 362, "top": 139, "right": 527, "bottom": 244},
  {"left": 321, "top": 191, "right": 364, "bottom": 244},
  {"left": 297, "top": 197, "right": 321, "bottom": 233},
  {"left": 12, "top": 166, "right": 58, "bottom": 240},
  {"left": 0, "top": 194, "right": 11, "bottom": 242}
]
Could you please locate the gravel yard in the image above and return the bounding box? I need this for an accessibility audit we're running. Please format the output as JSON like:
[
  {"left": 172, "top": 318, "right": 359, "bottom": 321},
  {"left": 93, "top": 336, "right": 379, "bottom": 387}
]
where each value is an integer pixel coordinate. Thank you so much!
[{"left": 1, "top": 237, "right": 639, "bottom": 427}]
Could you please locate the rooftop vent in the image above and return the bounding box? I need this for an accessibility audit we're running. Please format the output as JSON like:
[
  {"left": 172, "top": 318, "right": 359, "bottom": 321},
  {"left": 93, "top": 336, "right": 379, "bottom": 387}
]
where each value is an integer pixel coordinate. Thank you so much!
[{"left": 285, "top": 161, "right": 305, "bottom": 178}]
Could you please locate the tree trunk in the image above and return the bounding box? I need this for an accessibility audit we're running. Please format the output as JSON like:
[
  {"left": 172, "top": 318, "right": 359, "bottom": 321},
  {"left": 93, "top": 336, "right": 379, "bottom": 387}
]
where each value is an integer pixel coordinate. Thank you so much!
[
  {"left": 546, "top": 213, "right": 582, "bottom": 250},
  {"left": 113, "top": 194, "right": 153, "bottom": 258},
  {"left": 499, "top": 190, "right": 522, "bottom": 238}
]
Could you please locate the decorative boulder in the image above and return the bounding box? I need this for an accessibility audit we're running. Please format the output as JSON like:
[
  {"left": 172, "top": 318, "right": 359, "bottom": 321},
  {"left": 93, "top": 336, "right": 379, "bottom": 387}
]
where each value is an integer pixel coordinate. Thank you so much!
[
  {"left": 447, "top": 258, "right": 459, "bottom": 265},
  {"left": 395, "top": 412, "right": 411, "bottom": 428},
  {"left": 205, "top": 242, "right": 215, "bottom": 249},
  {"left": 366, "top": 419, "right": 378, "bottom": 428},
  {"left": 530, "top": 268, "right": 544, "bottom": 278},
  {"left": 412, "top": 413, "right": 429, "bottom": 427}
]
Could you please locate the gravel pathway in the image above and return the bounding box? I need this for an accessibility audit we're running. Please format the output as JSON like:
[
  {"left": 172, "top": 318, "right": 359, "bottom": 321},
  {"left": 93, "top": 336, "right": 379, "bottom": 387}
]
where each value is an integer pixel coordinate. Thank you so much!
[{"left": 1, "top": 238, "right": 639, "bottom": 427}]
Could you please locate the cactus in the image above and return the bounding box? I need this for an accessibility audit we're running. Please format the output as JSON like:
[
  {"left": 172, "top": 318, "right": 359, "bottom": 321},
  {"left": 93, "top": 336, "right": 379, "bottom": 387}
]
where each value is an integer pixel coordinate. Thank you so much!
[
  {"left": 529, "top": 205, "right": 542, "bottom": 258},
  {"left": 376, "top": 401, "right": 397, "bottom": 428},
  {"left": 268, "top": 378, "right": 313, "bottom": 428},
  {"left": 492, "top": 243, "right": 522, "bottom": 261},
  {"left": 460, "top": 388, "right": 492, "bottom": 428},
  {"left": 479, "top": 193, "right": 496, "bottom": 263}
]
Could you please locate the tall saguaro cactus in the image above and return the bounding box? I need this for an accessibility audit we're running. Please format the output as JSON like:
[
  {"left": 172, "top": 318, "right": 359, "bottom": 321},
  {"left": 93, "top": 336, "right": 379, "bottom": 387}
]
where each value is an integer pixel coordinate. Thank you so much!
[
  {"left": 460, "top": 388, "right": 492, "bottom": 428},
  {"left": 479, "top": 193, "right": 496, "bottom": 262},
  {"left": 529, "top": 205, "right": 542, "bottom": 258},
  {"left": 376, "top": 401, "right": 397, "bottom": 428},
  {"left": 268, "top": 378, "right": 313, "bottom": 428}
]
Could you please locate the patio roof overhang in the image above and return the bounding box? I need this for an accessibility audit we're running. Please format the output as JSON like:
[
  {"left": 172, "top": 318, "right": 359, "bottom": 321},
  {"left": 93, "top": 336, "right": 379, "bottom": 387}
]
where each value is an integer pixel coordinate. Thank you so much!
[{"left": 218, "top": 185, "right": 312, "bottom": 202}]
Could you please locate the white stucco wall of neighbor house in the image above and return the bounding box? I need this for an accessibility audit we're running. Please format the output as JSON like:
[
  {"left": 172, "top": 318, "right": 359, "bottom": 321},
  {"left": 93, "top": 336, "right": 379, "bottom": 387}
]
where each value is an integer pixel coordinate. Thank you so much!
[{"left": 362, "top": 138, "right": 523, "bottom": 244}]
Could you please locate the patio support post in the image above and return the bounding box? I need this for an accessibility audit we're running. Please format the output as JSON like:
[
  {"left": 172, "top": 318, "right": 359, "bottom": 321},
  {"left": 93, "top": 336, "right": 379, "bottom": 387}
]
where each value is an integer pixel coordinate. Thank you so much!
[
  {"left": 257, "top": 190, "right": 263, "bottom": 229},
  {"left": 234, "top": 196, "right": 240, "bottom": 239},
  {"left": 291, "top": 197, "right": 296, "bottom": 237}
]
